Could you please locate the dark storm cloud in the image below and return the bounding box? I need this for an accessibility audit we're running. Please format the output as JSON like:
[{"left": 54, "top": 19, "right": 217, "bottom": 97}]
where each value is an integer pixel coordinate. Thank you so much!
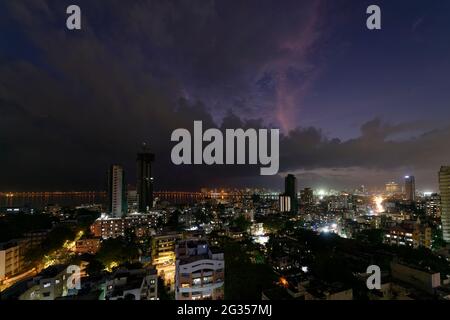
[
  {"left": 0, "top": 0, "right": 449, "bottom": 191},
  {"left": 279, "top": 119, "right": 450, "bottom": 190},
  {"left": 0, "top": 0, "right": 325, "bottom": 190}
]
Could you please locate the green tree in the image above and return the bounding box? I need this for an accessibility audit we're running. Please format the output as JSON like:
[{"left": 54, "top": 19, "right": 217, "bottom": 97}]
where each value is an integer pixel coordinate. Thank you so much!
[
  {"left": 223, "top": 240, "right": 277, "bottom": 299},
  {"left": 158, "top": 277, "right": 174, "bottom": 300},
  {"left": 86, "top": 259, "right": 105, "bottom": 277},
  {"left": 96, "top": 237, "right": 139, "bottom": 267},
  {"left": 232, "top": 215, "right": 251, "bottom": 232},
  {"left": 41, "top": 225, "right": 76, "bottom": 252}
]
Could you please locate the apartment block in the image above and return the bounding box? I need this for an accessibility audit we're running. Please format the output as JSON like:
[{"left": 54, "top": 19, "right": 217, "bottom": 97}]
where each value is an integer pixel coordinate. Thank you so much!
[{"left": 175, "top": 240, "right": 224, "bottom": 300}]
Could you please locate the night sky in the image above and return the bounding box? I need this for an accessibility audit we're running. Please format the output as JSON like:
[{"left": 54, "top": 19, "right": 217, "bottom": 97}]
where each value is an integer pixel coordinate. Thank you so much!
[{"left": 1, "top": 0, "right": 450, "bottom": 191}]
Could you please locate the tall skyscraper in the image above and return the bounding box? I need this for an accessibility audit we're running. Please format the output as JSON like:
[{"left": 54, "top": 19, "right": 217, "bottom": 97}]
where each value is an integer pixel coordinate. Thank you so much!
[
  {"left": 439, "top": 166, "right": 450, "bottom": 243},
  {"left": 404, "top": 175, "right": 416, "bottom": 202},
  {"left": 284, "top": 174, "right": 298, "bottom": 213},
  {"left": 137, "top": 144, "right": 155, "bottom": 213},
  {"left": 107, "top": 165, "right": 127, "bottom": 217}
]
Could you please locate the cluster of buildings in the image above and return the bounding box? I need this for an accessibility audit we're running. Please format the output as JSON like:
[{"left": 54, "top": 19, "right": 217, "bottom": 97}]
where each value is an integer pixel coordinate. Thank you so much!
[
  {"left": 264, "top": 231, "right": 450, "bottom": 301},
  {"left": 107, "top": 145, "right": 155, "bottom": 217},
  {"left": 271, "top": 169, "right": 450, "bottom": 254},
  {"left": 2, "top": 143, "right": 450, "bottom": 301},
  {"left": 2, "top": 235, "right": 225, "bottom": 301},
  {"left": 3, "top": 262, "right": 158, "bottom": 301},
  {"left": 1, "top": 229, "right": 51, "bottom": 285}
]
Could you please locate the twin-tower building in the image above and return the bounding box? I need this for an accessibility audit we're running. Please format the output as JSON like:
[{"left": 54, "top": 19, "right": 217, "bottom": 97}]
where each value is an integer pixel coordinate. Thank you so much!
[{"left": 107, "top": 145, "right": 155, "bottom": 217}]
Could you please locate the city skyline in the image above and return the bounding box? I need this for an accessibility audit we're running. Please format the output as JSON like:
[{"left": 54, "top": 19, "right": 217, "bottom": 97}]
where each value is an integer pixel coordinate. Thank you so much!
[
  {"left": 0, "top": 136, "right": 442, "bottom": 194},
  {"left": 2, "top": 1, "right": 450, "bottom": 305},
  {"left": 1, "top": 1, "right": 450, "bottom": 191}
]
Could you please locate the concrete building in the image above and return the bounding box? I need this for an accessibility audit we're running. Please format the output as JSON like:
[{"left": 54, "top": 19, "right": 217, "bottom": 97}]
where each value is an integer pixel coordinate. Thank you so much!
[
  {"left": 304, "top": 284, "right": 353, "bottom": 300},
  {"left": 104, "top": 268, "right": 158, "bottom": 300},
  {"left": 44, "top": 204, "right": 62, "bottom": 217},
  {"left": 426, "top": 193, "right": 441, "bottom": 218},
  {"left": 151, "top": 232, "right": 183, "bottom": 288},
  {"left": 19, "top": 265, "right": 73, "bottom": 300},
  {"left": 300, "top": 188, "right": 314, "bottom": 206},
  {"left": 107, "top": 165, "right": 127, "bottom": 217},
  {"left": 366, "top": 281, "right": 413, "bottom": 300},
  {"left": 384, "top": 221, "right": 432, "bottom": 249},
  {"left": 263, "top": 277, "right": 353, "bottom": 300},
  {"left": 390, "top": 261, "right": 441, "bottom": 295},
  {"left": 74, "top": 238, "right": 101, "bottom": 255},
  {"left": 0, "top": 241, "right": 24, "bottom": 282},
  {"left": 279, "top": 195, "right": 291, "bottom": 213},
  {"left": 90, "top": 213, "right": 158, "bottom": 239},
  {"left": 404, "top": 176, "right": 416, "bottom": 202},
  {"left": 327, "top": 194, "right": 350, "bottom": 211},
  {"left": 127, "top": 190, "right": 139, "bottom": 213},
  {"left": 175, "top": 240, "right": 224, "bottom": 300},
  {"left": 439, "top": 166, "right": 450, "bottom": 242},
  {"left": 386, "top": 182, "right": 400, "bottom": 194},
  {"left": 137, "top": 145, "right": 155, "bottom": 213},
  {"left": 284, "top": 174, "right": 298, "bottom": 213},
  {"left": 22, "top": 230, "right": 50, "bottom": 250}
]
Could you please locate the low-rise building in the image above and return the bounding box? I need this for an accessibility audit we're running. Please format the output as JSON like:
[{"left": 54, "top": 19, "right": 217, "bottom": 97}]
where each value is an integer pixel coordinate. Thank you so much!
[
  {"left": 104, "top": 268, "right": 158, "bottom": 300},
  {"left": 384, "top": 220, "right": 432, "bottom": 249},
  {"left": 22, "top": 230, "right": 50, "bottom": 250},
  {"left": 90, "top": 213, "right": 158, "bottom": 239},
  {"left": 19, "top": 265, "right": 75, "bottom": 300},
  {"left": 74, "top": 238, "right": 101, "bottom": 255},
  {"left": 390, "top": 261, "right": 441, "bottom": 295},
  {"left": 226, "top": 228, "right": 245, "bottom": 241},
  {"left": 262, "top": 277, "right": 352, "bottom": 301},
  {"left": 304, "top": 282, "right": 353, "bottom": 300},
  {"left": 367, "top": 281, "right": 413, "bottom": 300}
]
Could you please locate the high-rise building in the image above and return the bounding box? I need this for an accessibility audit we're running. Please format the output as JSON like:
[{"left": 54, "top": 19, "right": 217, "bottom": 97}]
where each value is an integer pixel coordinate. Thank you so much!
[
  {"left": 300, "top": 188, "right": 314, "bottom": 206},
  {"left": 175, "top": 240, "right": 224, "bottom": 300},
  {"left": 439, "top": 166, "right": 450, "bottom": 242},
  {"left": 107, "top": 165, "right": 127, "bottom": 217},
  {"left": 137, "top": 144, "right": 155, "bottom": 213},
  {"left": 284, "top": 174, "right": 298, "bottom": 213},
  {"left": 127, "top": 189, "right": 139, "bottom": 212},
  {"left": 425, "top": 193, "right": 441, "bottom": 218},
  {"left": 404, "top": 176, "right": 416, "bottom": 202},
  {"left": 386, "top": 182, "right": 400, "bottom": 194},
  {"left": 279, "top": 195, "right": 291, "bottom": 213},
  {"left": 151, "top": 232, "right": 183, "bottom": 288}
]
